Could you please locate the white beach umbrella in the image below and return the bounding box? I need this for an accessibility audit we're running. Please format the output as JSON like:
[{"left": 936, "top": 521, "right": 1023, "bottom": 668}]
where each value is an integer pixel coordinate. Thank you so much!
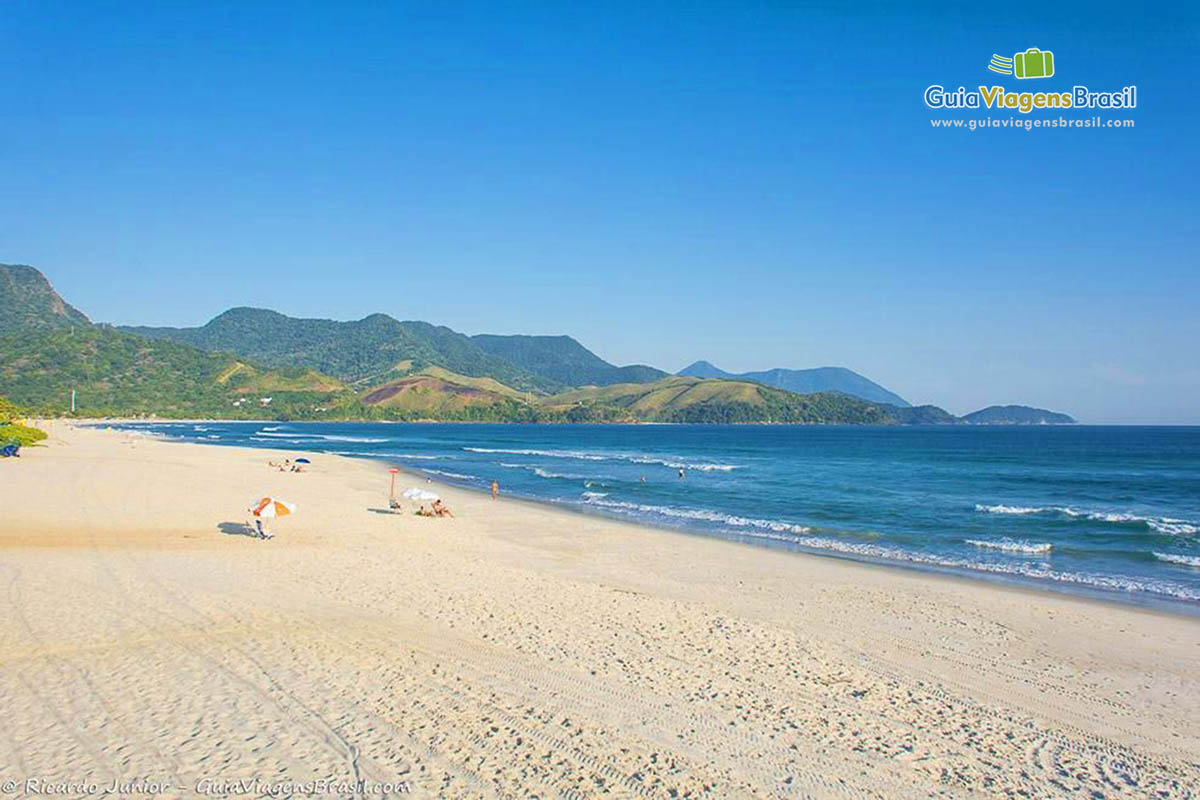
[
  {"left": 252, "top": 497, "right": 297, "bottom": 518},
  {"left": 402, "top": 487, "right": 440, "bottom": 502}
]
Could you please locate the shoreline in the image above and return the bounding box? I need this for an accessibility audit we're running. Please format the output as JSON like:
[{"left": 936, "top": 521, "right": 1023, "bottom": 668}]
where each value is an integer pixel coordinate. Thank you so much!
[
  {"left": 4, "top": 423, "right": 1198, "bottom": 796},
  {"left": 89, "top": 418, "right": 1200, "bottom": 617}
]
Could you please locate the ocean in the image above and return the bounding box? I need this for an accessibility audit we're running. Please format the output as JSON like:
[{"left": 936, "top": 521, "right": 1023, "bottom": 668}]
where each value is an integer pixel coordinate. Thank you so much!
[{"left": 111, "top": 422, "right": 1200, "bottom": 608}]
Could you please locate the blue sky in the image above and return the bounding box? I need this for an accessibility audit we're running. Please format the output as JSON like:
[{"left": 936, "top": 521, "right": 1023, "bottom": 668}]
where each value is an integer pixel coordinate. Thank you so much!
[{"left": 2, "top": 1, "right": 1197, "bottom": 422}]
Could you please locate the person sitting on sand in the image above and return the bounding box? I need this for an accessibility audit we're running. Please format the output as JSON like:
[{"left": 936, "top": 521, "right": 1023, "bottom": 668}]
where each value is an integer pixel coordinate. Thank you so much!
[
  {"left": 432, "top": 499, "right": 454, "bottom": 518},
  {"left": 416, "top": 505, "right": 434, "bottom": 517}
]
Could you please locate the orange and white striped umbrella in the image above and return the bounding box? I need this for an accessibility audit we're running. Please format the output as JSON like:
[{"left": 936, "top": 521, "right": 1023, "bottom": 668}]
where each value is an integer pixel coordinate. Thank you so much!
[{"left": 252, "top": 497, "right": 296, "bottom": 518}]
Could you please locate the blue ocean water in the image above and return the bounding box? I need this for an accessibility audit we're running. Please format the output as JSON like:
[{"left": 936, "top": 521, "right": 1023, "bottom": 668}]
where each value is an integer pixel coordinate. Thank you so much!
[{"left": 114, "top": 422, "right": 1200, "bottom": 607}]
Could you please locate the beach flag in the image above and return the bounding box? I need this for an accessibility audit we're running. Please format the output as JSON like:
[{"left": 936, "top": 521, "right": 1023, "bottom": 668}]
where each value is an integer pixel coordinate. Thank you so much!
[{"left": 252, "top": 497, "right": 296, "bottom": 518}]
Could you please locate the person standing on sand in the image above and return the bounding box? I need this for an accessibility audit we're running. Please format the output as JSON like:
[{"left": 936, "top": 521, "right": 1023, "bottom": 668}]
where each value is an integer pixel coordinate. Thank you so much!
[
  {"left": 249, "top": 509, "right": 271, "bottom": 539},
  {"left": 491, "top": 480, "right": 499, "bottom": 500}
]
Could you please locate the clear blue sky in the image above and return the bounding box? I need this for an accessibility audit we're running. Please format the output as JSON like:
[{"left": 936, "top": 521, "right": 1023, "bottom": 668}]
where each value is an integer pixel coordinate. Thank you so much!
[{"left": 2, "top": 2, "right": 1197, "bottom": 423}]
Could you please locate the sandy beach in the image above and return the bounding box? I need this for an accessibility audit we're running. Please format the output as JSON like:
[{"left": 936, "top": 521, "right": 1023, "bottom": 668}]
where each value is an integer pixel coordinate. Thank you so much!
[{"left": 1, "top": 424, "right": 1197, "bottom": 798}]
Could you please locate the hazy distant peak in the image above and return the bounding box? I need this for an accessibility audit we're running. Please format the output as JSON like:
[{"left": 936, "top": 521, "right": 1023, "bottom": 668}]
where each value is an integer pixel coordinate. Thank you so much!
[
  {"left": 678, "top": 360, "right": 731, "bottom": 379},
  {"left": 678, "top": 360, "right": 909, "bottom": 407}
]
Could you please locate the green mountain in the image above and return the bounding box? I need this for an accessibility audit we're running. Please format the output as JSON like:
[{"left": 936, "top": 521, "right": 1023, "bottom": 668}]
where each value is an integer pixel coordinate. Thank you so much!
[
  {"left": 961, "top": 405, "right": 1076, "bottom": 425},
  {"left": 678, "top": 360, "right": 910, "bottom": 407},
  {"left": 123, "top": 308, "right": 556, "bottom": 392},
  {"left": 1, "top": 264, "right": 91, "bottom": 332},
  {"left": 471, "top": 334, "right": 667, "bottom": 387},
  {"left": 358, "top": 366, "right": 536, "bottom": 421},
  {"left": 541, "top": 375, "right": 893, "bottom": 424},
  {"left": 0, "top": 326, "right": 350, "bottom": 418},
  {"left": 877, "top": 404, "right": 960, "bottom": 425}
]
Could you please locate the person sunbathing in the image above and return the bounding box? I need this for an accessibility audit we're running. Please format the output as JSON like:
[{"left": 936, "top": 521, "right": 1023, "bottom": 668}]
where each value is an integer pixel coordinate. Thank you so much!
[
  {"left": 416, "top": 505, "right": 435, "bottom": 517},
  {"left": 432, "top": 499, "right": 454, "bottom": 518}
]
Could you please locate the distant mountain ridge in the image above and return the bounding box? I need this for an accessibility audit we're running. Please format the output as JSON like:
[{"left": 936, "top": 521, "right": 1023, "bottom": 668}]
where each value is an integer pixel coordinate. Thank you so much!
[
  {"left": 1, "top": 264, "right": 1077, "bottom": 424},
  {"left": 472, "top": 334, "right": 667, "bottom": 387},
  {"left": 125, "top": 313, "right": 670, "bottom": 392},
  {"left": 679, "top": 360, "right": 910, "bottom": 407},
  {"left": 122, "top": 308, "right": 556, "bottom": 392}
]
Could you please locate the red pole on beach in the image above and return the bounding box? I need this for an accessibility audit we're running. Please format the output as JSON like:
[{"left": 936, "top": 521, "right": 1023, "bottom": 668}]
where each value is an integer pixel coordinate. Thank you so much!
[{"left": 388, "top": 467, "right": 399, "bottom": 499}]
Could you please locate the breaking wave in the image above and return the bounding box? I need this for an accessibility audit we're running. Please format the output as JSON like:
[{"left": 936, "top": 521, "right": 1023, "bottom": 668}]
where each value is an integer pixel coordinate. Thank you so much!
[
  {"left": 582, "top": 497, "right": 812, "bottom": 536},
  {"left": 498, "top": 462, "right": 587, "bottom": 480},
  {"left": 465, "top": 447, "right": 739, "bottom": 471},
  {"left": 422, "top": 468, "right": 477, "bottom": 481},
  {"left": 786, "top": 536, "right": 1200, "bottom": 601},
  {"left": 975, "top": 504, "right": 1198, "bottom": 535},
  {"left": 1154, "top": 552, "right": 1200, "bottom": 568},
  {"left": 966, "top": 538, "right": 1053, "bottom": 554}
]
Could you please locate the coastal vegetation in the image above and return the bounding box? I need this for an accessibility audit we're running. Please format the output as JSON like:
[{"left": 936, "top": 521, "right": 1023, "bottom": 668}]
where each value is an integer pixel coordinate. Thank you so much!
[
  {"left": 0, "top": 327, "right": 354, "bottom": 419},
  {"left": 0, "top": 395, "right": 47, "bottom": 446}
]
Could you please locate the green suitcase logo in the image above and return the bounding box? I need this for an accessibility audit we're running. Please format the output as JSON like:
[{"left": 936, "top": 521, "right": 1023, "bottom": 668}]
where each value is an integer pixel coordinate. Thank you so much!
[{"left": 1013, "top": 47, "right": 1054, "bottom": 79}]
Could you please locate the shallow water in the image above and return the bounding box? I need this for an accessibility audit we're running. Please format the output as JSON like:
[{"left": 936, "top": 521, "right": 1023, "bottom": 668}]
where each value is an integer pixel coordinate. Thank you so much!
[{"left": 112, "top": 422, "right": 1200, "bottom": 607}]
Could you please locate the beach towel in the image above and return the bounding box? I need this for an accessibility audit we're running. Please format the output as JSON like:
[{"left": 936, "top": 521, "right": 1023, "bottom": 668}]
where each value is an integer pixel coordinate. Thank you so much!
[{"left": 0, "top": 444, "right": 19, "bottom": 458}]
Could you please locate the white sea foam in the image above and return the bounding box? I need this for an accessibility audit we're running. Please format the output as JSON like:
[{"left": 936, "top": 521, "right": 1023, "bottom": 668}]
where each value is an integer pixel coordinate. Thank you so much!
[
  {"left": 581, "top": 491, "right": 609, "bottom": 500},
  {"left": 784, "top": 537, "right": 1200, "bottom": 601},
  {"left": 256, "top": 431, "right": 324, "bottom": 438},
  {"left": 463, "top": 447, "right": 739, "bottom": 472},
  {"left": 327, "top": 451, "right": 447, "bottom": 463},
  {"left": 254, "top": 431, "right": 387, "bottom": 443},
  {"left": 1147, "top": 520, "right": 1200, "bottom": 535},
  {"left": 582, "top": 498, "right": 1198, "bottom": 600},
  {"left": 976, "top": 504, "right": 1197, "bottom": 535},
  {"left": 583, "top": 498, "right": 812, "bottom": 535},
  {"left": 1153, "top": 552, "right": 1200, "bottom": 567},
  {"left": 422, "top": 468, "right": 476, "bottom": 481},
  {"left": 496, "top": 462, "right": 587, "bottom": 480},
  {"left": 533, "top": 467, "right": 580, "bottom": 480},
  {"left": 965, "top": 538, "right": 1053, "bottom": 554},
  {"left": 975, "top": 504, "right": 1048, "bottom": 515}
]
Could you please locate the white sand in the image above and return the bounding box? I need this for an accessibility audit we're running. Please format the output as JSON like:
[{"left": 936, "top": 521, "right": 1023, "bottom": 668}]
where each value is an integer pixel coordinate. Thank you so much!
[{"left": 0, "top": 423, "right": 1197, "bottom": 798}]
